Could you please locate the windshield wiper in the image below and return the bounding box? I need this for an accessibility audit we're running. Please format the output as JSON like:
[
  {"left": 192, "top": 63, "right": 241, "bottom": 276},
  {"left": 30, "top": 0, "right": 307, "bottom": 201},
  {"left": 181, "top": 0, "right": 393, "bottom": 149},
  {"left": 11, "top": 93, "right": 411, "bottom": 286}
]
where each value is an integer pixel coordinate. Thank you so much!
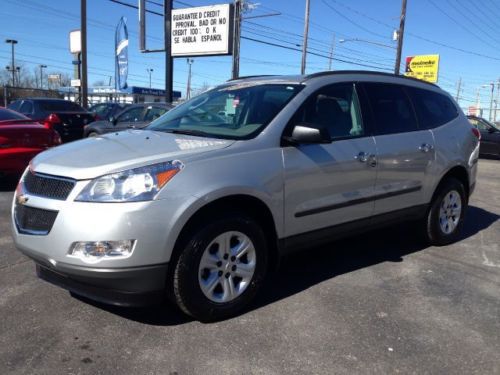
[{"left": 162, "top": 129, "right": 212, "bottom": 137}]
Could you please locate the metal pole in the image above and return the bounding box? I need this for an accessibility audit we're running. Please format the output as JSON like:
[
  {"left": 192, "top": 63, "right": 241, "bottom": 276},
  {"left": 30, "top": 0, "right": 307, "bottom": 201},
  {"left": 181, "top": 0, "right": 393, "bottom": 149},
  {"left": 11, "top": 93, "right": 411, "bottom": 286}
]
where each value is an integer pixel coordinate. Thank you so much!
[
  {"left": 328, "top": 34, "right": 335, "bottom": 71},
  {"left": 455, "top": 77, "right": 462, "bottom": 102},
  {"left": 489, "top": 82, "right": 495, "bottom": 121},
  {"left": 494, "top": 79, "right": 500, "bottom": 122},
  {"left": 81, "top": 0, "right": 88, "bottom": 108},
  {"left": 165, "top": 0, "right": 173, "bottom": 103},
  {"left": 301, "top": 0, "right": 310, "bottom": 75},
  {"left": 5, "top": 40, "right": 18, "bottom": 86},
  {"left": 394, "top": 0, "right": 407, "bottom": 75},
  {"left": 186, "top": 59, "right": 193, "bottom": 99},
  {"left": 231, "top": 0, "right": 242, "bottom": 80},
  {"left": 39, "top": 65, "right": 47, "bottom": 89}
]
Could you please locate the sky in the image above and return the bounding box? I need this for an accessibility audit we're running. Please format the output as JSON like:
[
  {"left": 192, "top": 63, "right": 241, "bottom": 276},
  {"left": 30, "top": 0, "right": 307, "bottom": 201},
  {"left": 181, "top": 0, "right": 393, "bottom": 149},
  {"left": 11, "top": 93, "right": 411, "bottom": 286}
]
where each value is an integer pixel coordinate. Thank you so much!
[{"left": 1, "top": 0, "right": 499, "bottom": 114}]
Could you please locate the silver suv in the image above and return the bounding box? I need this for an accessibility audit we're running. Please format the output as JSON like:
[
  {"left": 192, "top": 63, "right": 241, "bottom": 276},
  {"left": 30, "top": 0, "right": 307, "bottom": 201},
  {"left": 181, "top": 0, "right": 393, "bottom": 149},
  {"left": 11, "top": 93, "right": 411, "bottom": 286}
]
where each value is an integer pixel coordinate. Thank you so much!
[{"left": 12, "top": 71, "right": 480, "bottom": 321}]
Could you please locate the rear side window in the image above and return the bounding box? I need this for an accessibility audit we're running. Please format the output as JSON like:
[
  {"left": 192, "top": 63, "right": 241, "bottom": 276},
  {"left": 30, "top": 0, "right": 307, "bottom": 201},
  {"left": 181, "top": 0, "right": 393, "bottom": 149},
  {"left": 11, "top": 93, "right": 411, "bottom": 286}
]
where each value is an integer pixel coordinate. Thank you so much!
[
  {"left": 409, "top": 88, "right": 458, "bottom": 129},
  {"left": 20, "top": 101, "right": 34, "bottom": 114},
  {"left": 363, "top": 83, "right": 418, "bottom": 135}
]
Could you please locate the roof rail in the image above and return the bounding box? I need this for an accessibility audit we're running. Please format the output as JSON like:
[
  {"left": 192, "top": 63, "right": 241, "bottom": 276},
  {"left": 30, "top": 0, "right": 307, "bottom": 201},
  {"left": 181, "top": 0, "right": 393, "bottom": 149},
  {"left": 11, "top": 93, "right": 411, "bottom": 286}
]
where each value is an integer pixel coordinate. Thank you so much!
[
  {"left": 227, "top": 75, "right": 277, "bottom": 82},
  {"left": 305, "top": 70, "right": 439, "bottom": 87}
]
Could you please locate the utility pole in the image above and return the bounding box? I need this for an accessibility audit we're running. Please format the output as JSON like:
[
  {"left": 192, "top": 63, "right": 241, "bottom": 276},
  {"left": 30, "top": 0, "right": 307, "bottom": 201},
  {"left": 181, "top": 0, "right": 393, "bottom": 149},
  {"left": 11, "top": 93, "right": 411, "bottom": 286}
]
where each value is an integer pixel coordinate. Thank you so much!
[
  {"left": 494, "top": 79, "right": 500, "bottom": 122},
  {"left": 146, "top": 68, "right": 153, "bottom": 88},
  {"left": 394, "top": 0, "right": 407, "bottom": 75},
  {"left": 39, "top": 64, "right": 47, "bottom": 89},
  {"left": 80, "top": 0, "right": 88, "bottom": 108},
  {"left": 455, "top": 77, "right": 462, "bottom": 102},
  {"left": 328, "top": 34, "right": 335, "bottom": 71},
  {"left": 165, "top": 0, "right": 173, "bottom": 102},
  {"left": 301, "top": 0, "right": 311, "bottom": 75},
  {"left": 5, "top": 39, "right": 18, "bottom": 86},
  {"left": 186, "top": 59, "right": 194, "bottom": 99},
  {"left": 232, "top": 0, "right": 242, "bottom": 80},
  {"left": 489, "top": 82, "right": 495, "bottom": 121}
]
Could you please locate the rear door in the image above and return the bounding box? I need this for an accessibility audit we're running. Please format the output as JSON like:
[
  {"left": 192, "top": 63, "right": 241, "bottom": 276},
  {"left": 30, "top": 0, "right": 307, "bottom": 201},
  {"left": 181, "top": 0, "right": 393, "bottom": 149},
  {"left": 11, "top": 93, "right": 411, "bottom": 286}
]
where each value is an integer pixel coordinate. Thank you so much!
[
  {"left": 283, "top": 82, "right": 377, "bottom": 237},
  {"left": 361, "top": 82, "right": 435, "bottom": 215}
]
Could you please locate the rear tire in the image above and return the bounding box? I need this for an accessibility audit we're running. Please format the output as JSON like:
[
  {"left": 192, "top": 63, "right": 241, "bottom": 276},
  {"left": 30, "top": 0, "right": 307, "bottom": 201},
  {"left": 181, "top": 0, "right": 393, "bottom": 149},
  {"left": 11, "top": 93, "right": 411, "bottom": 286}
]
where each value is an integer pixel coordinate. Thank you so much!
[
  {"left": 172, "top": 213, "right": 269, "bottom": 322},
  {"left": 422, "top": 177, "right": 467, "bottom": 246}
]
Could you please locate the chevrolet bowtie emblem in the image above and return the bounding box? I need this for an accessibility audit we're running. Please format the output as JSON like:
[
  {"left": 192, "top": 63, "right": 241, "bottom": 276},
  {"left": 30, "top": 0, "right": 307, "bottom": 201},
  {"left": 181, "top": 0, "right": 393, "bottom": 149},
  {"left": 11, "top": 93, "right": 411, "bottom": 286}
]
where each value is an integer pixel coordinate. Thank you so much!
[{"left": 17, "top": 195, "right": 29, "bottom": 205}]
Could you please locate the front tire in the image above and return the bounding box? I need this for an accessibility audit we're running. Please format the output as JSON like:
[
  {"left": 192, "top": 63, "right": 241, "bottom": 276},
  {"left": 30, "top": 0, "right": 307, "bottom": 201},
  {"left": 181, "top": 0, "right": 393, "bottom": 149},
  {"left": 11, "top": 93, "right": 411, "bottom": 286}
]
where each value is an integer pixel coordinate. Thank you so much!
[
  {"left": 423, "top": 178, "right": 467, "bottom": 246},
  {"left": 172, "top": 213, "right": 269, "bottom": 322}
]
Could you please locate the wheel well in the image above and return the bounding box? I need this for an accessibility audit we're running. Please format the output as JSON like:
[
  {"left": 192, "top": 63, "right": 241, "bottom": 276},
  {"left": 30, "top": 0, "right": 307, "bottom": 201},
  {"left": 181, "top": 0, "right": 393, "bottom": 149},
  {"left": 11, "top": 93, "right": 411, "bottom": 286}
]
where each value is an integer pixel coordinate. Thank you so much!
[
  {"left": 172, "top": 195, "right": 280, "bottom": 270},
  {"left": 434, "top": 166, "right": 469, "bottom": 201}
]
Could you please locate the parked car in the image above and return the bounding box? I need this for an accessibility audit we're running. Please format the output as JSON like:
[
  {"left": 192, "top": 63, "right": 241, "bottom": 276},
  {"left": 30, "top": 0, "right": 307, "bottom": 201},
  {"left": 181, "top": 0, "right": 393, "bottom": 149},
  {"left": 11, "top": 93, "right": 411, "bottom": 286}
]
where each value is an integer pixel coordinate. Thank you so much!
[
  {"left": 0, "top": 107, "right": 61, "bottom": 177},
  {"left": 8, "top": 98, "right": 95, "bottom": 143},
  {"left": 467, "top": 115, "right": 500, "bottom": 157},
  {"left": 83, "top": 103, "right": 172, "bottom": 137},
  {"left": 12, "top": 71, "right": 479, "bottom": 321},
  {"left": 88, "top": 102, "right": 129, "bottom": 122}
]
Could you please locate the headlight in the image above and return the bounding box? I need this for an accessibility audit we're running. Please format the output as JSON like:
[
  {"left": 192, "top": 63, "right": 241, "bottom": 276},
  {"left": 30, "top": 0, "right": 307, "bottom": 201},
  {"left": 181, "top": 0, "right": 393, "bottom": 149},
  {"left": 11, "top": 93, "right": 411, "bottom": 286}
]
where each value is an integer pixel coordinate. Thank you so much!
[{"left": 76, "top": 160, "right": 183, "bottom": 202}]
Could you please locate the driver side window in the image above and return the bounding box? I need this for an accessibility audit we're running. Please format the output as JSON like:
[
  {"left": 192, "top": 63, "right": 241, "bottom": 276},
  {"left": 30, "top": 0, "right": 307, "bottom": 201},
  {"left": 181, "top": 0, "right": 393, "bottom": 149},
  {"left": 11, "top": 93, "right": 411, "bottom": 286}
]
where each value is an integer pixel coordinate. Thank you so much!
[
  {"left": 290, "top": 83, "right": 364, "bottom": 139},
  {"left": 117, "top": 107, "right": 144, "bottom": 123}
]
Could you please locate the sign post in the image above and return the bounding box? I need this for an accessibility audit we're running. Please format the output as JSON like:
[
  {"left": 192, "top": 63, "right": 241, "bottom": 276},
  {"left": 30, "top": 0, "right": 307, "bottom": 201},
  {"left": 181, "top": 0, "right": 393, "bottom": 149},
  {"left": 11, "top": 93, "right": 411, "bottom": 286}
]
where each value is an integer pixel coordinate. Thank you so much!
[{"left": 404, "top": 54, "right": 440, "bottom": 83}]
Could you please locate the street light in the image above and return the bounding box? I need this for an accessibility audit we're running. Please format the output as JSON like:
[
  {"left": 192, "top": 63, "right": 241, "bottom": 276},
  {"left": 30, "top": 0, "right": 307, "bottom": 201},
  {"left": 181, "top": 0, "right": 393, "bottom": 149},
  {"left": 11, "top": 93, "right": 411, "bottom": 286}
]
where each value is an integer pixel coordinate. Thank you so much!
[
  {"left": 146, "top": 68, "right": 153, "bottom": 88},
  {"left": 339, "top": 38, "right": 396, "bottom": 50},
  {"left": 39, "top": 64, "right": 47, "bottom": 89},
  {"left": 5, "top": 39, "right": 18, "bottom": 86}
]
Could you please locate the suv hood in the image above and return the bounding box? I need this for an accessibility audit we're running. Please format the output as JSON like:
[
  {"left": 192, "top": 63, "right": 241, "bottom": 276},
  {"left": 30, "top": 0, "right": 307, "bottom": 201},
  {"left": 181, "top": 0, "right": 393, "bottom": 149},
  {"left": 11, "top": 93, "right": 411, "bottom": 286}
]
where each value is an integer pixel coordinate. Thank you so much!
[{"left": 31, "top": 130, "right": 234, "bottom": 179}]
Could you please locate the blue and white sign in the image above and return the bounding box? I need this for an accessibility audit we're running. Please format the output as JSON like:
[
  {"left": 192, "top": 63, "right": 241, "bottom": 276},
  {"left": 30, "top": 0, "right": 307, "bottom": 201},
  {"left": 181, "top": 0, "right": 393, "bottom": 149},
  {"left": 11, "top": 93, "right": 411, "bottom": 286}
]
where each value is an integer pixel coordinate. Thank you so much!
[{"left": 115, "top": 17, "right": 129, "bottom": 90}]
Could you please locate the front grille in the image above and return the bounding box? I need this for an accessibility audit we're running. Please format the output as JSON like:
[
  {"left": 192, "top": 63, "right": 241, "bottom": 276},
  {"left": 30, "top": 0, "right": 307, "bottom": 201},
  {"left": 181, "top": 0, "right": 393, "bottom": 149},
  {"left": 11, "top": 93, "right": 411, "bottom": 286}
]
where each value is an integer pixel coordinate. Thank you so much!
[
  {"left": 24, "top": 171, "right": 75, "bottom": 200},
  {"left": 15, "top": 205, "right": 58, "bottom": 235}
]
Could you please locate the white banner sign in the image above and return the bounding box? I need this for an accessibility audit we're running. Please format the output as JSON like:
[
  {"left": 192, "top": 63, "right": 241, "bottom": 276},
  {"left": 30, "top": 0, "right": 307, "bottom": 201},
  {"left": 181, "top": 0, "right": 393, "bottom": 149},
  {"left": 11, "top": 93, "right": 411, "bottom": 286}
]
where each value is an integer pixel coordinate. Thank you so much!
[{"left": 171, "top": 4, "right": 233, "bottom": 57}]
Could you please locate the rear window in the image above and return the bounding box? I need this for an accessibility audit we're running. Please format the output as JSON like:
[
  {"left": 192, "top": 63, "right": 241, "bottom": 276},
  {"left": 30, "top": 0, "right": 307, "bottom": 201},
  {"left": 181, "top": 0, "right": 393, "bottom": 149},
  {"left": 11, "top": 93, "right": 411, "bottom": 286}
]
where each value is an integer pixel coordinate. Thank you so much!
[
  {"left": 409, "top": 88, "right": 458, "bottom": 129},
  {"left": 39, "top": 100, "right": 84, "bottom": 112},
  {"left": 363, "top": 83, "right": 418, "bottom": 135},
  {"left": 0, "top": 108, "right": 28, "bottom": 121}
]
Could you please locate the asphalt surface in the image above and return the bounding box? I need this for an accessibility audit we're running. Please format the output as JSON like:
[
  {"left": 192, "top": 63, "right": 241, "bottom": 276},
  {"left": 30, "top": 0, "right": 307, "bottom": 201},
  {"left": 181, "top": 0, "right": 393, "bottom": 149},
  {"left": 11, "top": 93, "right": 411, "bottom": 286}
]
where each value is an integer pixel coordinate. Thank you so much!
[{"left": 0, "top": 160, "right": 499, "bottom": 375}]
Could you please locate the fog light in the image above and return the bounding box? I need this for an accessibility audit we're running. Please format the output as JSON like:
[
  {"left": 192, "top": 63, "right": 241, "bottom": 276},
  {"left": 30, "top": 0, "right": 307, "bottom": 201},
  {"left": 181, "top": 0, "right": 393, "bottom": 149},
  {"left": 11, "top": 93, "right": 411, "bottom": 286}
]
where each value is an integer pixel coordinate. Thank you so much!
[{"left": 69, "top": 240, "right": 135, "bottom": 263}]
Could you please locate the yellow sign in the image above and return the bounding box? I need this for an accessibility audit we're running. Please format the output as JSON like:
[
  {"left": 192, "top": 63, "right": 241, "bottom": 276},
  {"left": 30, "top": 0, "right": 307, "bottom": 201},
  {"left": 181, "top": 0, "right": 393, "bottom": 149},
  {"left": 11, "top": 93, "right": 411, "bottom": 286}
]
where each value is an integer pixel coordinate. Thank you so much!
[{"left": 404, "top": 54, "right": 440, "bottom": 83}]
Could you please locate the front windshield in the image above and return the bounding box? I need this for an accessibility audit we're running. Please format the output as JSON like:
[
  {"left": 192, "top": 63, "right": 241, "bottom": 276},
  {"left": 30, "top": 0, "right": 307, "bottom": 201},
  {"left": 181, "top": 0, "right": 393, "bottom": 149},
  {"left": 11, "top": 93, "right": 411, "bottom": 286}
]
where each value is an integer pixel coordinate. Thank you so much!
[
  {"left": 484, "top": 118, "right": 500, "bottom": 131},
  {"left": 147, "top": 83, "right": 303, "bottom": 139}
]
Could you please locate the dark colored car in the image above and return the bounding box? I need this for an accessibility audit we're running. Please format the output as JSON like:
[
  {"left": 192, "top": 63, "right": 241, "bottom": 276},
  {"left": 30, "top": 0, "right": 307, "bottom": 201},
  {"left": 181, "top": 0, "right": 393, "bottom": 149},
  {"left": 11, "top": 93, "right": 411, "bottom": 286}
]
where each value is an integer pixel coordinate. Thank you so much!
[
  {"left": 88, "top": 102, "right": 130, "bottom": 122},
  {"left": 8, "top": 98, "right": 96, "bottom": 143},
  {"left": 467, "top": 115, "right": 500, "bottom": 157},
  {"left": 83, "top": 103, "right": 173, "bottom": 137},
  {"left": 0, "top": 107, "right": 61, "bottom": 177}
]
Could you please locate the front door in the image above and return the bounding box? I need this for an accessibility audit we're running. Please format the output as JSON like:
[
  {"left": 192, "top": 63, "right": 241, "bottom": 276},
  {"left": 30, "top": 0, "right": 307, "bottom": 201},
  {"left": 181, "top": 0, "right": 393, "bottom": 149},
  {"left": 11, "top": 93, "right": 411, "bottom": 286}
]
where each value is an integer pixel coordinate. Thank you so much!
[{"left": 283, "top": 82, "right": 377, "bottom": 237}]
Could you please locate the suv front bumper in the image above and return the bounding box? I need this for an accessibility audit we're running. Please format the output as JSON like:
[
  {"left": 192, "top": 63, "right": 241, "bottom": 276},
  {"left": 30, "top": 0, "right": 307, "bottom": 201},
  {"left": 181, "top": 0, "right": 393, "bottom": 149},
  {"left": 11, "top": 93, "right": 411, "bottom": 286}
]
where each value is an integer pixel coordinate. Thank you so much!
[{"left": 22, "top": 248, "right": 168, "bottom": 306}]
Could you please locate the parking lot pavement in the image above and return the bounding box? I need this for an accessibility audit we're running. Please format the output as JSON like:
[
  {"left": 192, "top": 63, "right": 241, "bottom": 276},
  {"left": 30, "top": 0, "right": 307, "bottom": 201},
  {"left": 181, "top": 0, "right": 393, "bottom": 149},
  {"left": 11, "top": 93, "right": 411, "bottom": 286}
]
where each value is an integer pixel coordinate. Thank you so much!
[{"left": 0, "top": 160, "right": 499, "bottom": 375}]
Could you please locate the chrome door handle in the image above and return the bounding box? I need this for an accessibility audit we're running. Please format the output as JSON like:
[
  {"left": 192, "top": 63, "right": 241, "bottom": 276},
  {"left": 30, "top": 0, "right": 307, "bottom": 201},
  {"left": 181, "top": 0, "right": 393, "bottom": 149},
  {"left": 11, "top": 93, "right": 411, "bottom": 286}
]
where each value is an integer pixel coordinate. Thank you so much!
[
  {"left": 355, "top": 152, "right": 369, "bottom": 163},
  {"left": 419, "top": 143, "right": 433, "bottom": 153}
]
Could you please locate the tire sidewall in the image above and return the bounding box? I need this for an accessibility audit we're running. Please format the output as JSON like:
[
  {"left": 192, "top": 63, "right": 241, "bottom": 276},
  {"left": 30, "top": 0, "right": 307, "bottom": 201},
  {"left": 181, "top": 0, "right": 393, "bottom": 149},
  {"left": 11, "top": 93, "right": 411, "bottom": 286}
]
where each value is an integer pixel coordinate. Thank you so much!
[
  {"left": 427, "top": 178, "right": 467, "bottom": 245},
  {"left": 174, "top": 214, "right": 268, "bottom": 321}
]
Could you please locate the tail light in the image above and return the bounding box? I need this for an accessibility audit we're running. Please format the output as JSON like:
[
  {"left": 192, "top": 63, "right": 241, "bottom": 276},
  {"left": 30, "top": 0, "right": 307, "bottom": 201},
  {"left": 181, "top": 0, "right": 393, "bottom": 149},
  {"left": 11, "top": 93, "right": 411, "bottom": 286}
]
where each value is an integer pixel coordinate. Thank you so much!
[
  {"left": 52, "top": 131, "right": 62, "bottom": 145},
  {"left": 471, "top": 127, "right": 481, "bottom": 141},
  {"left": 43, "top": 113, "right": 61, "bottom": 129}
]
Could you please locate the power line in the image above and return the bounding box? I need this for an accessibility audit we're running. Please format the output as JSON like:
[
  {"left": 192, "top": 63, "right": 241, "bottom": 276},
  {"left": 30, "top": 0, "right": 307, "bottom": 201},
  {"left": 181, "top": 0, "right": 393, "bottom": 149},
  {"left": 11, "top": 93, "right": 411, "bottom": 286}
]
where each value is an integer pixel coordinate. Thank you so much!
[{"left": 241, "top": 36, "right": 392, "bottom": 71}]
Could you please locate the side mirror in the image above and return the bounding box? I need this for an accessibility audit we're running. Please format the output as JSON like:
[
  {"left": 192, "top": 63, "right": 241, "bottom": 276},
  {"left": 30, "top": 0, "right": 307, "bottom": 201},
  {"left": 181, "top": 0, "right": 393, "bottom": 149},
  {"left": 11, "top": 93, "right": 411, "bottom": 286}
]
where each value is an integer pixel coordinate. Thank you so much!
[
  {"left": 284, "top": 124, "right": 331, "bottom": 145},
  {"left": 109, "top": 116, "right": 117, "bottom": 125},
  {"left": 488, "top": 126, "right": 497, "bottom": 133}
]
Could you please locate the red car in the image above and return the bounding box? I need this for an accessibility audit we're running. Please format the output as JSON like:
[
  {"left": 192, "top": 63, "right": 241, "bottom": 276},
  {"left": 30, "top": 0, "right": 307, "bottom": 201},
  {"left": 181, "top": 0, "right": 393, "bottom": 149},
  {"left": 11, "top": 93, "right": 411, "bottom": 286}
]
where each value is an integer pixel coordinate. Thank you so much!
[{"left": 0, "top": 107, "right": 61, "bottom": 177}]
